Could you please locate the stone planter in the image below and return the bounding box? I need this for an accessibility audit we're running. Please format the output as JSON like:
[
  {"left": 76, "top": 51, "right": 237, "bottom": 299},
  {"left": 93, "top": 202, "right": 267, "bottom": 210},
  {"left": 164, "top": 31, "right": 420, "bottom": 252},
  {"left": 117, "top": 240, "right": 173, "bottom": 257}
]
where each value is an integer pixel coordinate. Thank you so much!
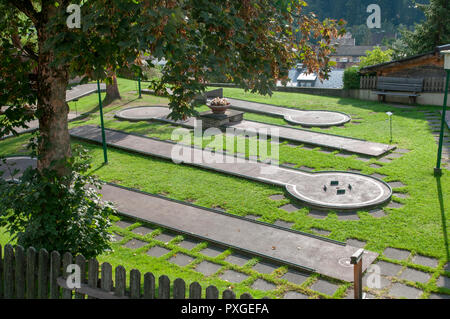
[{"left": 207, "top": 103, "right": 231, "bottom": 115}]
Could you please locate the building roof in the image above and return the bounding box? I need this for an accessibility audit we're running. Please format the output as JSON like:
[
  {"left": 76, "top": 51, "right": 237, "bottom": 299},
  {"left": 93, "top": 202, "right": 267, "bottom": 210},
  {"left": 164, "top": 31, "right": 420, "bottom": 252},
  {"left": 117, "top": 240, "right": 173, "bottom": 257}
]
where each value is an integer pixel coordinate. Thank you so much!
[{"left": 332, "top": 46, "right": 384, "bottom": 57}]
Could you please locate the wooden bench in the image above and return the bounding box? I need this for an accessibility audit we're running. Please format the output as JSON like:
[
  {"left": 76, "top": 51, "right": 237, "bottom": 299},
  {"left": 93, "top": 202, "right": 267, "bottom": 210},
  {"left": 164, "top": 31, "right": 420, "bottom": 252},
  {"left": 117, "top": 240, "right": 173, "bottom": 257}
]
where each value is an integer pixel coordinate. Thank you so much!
[{"left": 373, "top": 77, "right": 424, "bottom": 104}]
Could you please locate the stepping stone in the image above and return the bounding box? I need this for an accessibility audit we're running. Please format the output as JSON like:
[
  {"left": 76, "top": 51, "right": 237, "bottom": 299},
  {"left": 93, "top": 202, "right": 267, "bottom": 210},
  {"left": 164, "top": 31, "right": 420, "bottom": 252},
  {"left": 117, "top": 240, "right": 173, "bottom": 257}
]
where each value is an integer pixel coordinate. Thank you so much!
[
  {"left": 356, "top": 156, "right": 370, "bottom": 162},
  {"left": 282, "top": 269, "right": 310, "bottom": 286},
  {"left": 308, "top": 209, "right": 328, "bottom": 219},
  {"left": 200, "top": 245, "right": 226, "bottom": 258},
  {"left": 383, "top": 247, "right": 410, "bottom": 260},
  {"left": 195, "top": 261, "right": 222, "bottom": 276},
  {"left": 399, "top": 268, "right": 431, "bottom": 284},
  {"left": 347, "top": 169, "right": 362, "bottom": 174},
  {"left": 346, "top": 239, "right": 366, "bottom": 248},
  {"left": 336, "top": 153, "right": 351, "bottom": 158},
  {"left": 393, "top": 192, "right": 410, "bottom": 199},
  {"left": 370, "top": 163, "right": 382, "bottom": 169},
  {"left": 311, "top": 228, "right": 331, "bottom": 236},
  {"left": 111, "top": 233, "right": 124, "bottom": 242},
  {"left": 388, "top": 283, "right": 422, "bottom": 299},
  {"left": 282, "top": 162, "right": 297, "bottom": 168},
  {"left": 368, "top": 209, "right": 386, "bottom": 218},
  {"left": 169, "top": 253, "right": 195, "bottom": 267},
  {"left": 285, "top": 143, "right": 298, "bottom": 148},
  {"left": 147, "top": 246, "right": 171, "bottom": 258},
  {"left": 273, "top": 220, "right": 294, "bottom": 229},
  {"left": 429, "top": 293, "right": 450, "bottom": 299},
  {"left": 220, "top": 270, "right": 249, "bottom": 283},
  {"left": 252, "top": 261, "right": 280, "bottom": 274},
  {"left": 436, "top": 276, "right": 450, "bottom": 289},
  {"left": 378, "top": 157, "right": 392, "bottom": 163},
  {"left": 131, "top": 226, "right": 154, "bottom": 236},
  {"left": 310, "top": 279, "right": 339, "bottom": 296},
  {"left": 387, "top": 201, "right": 404, "bottom": 209},
  {"left": 213, "top": 206, "right": 226, "bottom": 212},
  {"left": 319, "top": 148, "right": 334, "bottom": 154},
  {"left": 283, "top": 291, "right": 309, "bottom": 299},
  {"left": 153, "top": 233, "right": 177, "bottom": 244},
  {"left": 123, "top": 239, "right": 148, "bottom": 250},
  {"left": 279, "top": 203, "right": 303, "bottom": 213},
  {"left": 251, "top": 279, "right": 277, "bottom": 292},
  {"left": 375, "top": 261, "right": 403, "bottom": 277},
  {"left": 371, "top": 173, "right": 387, "bottom": 180},
  {"left": 388, "top": 181, "right": 406, "bottom": 188},
  {"left": 225, "top": 253, "right": 252, "bottom": 267},
  {"left": 245, "top": 214, "right": 260, "bottom": 221},
  {"left": 337, "top": 211, "right": 360, "bottom": 221},
  {"left": 411, "top": 255, "right": 439, "bottom": 268},
  {"left": 178, "top": 238, "right": 201, "bottom": 250},
  {"left": 299, "top": 166, "right": 314, "bottom": 172},
  {"left": 394, "top": 149, "right": 410, "bottom": 154},
  {"left": 115, "top": 220, "right": 134, "bottom": 229},
  {"left": 386, "top": 153, "right": 403, "bottom": 159},
  {"left": 363, "top": 273, "right": 391, "bottom": 289},
  {"left": 301, "top": 145, "right": 317, "bottom": 150},
  {"left": 269, "top": 194, "right": 285, "bottom": 201}
]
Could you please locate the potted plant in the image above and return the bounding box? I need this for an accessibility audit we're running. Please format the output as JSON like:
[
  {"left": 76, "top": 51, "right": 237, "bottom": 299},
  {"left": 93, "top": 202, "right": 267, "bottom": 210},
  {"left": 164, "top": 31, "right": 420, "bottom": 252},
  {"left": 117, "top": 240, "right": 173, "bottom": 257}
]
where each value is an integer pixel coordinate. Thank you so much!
[{"left": 207, "top": 97, "right": 231, "bottom": 114}]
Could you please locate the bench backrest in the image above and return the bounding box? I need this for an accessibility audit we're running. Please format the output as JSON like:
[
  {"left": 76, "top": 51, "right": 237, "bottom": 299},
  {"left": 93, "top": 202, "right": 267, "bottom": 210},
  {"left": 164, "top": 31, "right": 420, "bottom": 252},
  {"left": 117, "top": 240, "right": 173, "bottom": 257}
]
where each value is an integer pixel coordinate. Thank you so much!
[{"left": 377, "top": 77, "right": 424, "bottom": 92}]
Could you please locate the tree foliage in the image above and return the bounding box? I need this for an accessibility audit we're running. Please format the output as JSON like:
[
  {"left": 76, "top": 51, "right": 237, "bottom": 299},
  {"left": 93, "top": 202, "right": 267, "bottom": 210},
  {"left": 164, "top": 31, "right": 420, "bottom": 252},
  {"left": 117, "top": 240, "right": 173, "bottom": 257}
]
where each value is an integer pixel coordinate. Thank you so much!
[
  {"left": 391, "top": 0, "right": 450, "bottom": 57},
  {"left": 359, "top": 46, "right": 393, "bottom": 68}
]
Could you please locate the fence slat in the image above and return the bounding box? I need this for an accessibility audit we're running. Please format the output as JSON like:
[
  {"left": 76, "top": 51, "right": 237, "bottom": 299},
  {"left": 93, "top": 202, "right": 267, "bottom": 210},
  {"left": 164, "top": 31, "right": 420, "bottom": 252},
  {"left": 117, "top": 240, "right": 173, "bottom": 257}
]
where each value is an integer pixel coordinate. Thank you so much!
[
  {"left": 189, "top": 282, "right": 202, "bottom": 299},
  {"left": 143, "top": 272, "right": 155, "bottom": 299},
  {"left": 130, "top": 269, "right": 141, "bottom": 299},
  {"left": 15, "top": 245, "right": 26, "bottom": 299},
  {"left": 26, "top": 247, "right": 37, "bottom": 299},
  {"left": 101, "top": 262, "right": 113, "bottom": 292},
  {"left": 61, "top": 252, "right": 73, "bottom": 299},
  {"left": 173, "top": 278, "right": 186, "bottom": 299},
  {"left": 158, "top": 275, "right": 170, "bottom": 299},
  {"left": 38, "top": 249, "right": 49, "bottom": 299},
  {"left": 114, "top": 265, "right": 126, "bottom": 298},
  {"left": 240, "top": 292, "right": 253, "bottom": 299},
  {"left": 206, "top": 285, "right": 219, "bottom": 299},
  {"left": 87, "top": 258, "right": 99, "bottom": 299},
  {"left": 49, "top": 251, "right": 61, "bottom": 299},
  {"left": 74, "top": 254, "right": 86, "bottom": 299},
  {"left": 4, "top": 244, "right": 14, "bottom": 298},
  {"left": 222, "top": 289, "right": 236, "bottom": 299}
]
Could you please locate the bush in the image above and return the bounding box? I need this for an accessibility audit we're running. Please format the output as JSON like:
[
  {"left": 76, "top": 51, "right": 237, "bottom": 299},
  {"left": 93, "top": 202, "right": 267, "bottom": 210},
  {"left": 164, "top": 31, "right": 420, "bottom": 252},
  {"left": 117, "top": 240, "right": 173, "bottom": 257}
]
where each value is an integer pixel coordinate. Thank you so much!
[
  {"left": 0, "top": 145, "right": 116, "bottom": 258},
  {"left": 343, "top": 66, "right": 361, "bottom": 90}
]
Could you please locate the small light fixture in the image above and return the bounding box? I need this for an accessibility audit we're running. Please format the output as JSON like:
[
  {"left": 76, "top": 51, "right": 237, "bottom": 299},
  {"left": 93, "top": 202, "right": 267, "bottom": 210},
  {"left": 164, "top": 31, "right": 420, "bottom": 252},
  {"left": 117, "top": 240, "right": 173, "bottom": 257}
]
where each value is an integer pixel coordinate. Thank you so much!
[
  {"left": 386, "top": 112, "right": 393, "bottom": 143},
  {"left": 443, "top": 50, "right": 450, "bottom": 70}
]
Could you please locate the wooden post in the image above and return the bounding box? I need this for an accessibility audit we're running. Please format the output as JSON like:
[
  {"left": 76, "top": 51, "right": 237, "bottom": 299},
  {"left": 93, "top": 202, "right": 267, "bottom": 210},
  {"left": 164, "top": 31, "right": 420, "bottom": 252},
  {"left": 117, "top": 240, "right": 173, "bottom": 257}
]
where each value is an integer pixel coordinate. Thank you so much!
[
  {"left": 3, "top": 245, "right": 14, "bottom": 298},
  {"left": 26, "top": 247, "right": 37, "bottom": 299},
  {"left": 49, "top": 251, "right": 61, "bottom": 299},
  {"left": 351, "top": 249, "right": 364, "bottom": 299},
  {"left": 15, "top": 246, "right": 26, "bottom": 299},
  {"left": 143, "top": 272, "right": 155, "bottom": 299}
]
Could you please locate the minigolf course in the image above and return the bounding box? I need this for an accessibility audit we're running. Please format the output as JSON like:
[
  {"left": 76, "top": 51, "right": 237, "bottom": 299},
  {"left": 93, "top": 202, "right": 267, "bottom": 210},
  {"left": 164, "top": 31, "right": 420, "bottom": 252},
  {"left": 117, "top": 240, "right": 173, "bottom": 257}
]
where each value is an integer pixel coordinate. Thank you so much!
[
  {"left": 69, "top": 125, "right": 392, "bottom": 211},
  {"left": 0, "top": 156, "right": 378, "bottom": 282},
  {"left": 115, "top": 106, "right": 395, "bottom": 157},
  {"left": 226, "top": 98, "right": 352, "bottom": 127}
]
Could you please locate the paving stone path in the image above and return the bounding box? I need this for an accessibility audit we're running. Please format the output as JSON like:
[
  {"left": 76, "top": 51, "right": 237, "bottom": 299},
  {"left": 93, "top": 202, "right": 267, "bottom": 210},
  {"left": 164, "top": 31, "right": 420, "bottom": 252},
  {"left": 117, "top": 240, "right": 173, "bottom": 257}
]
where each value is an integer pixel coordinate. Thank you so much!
[
  {"left": 225, "top": 98, "right": 352, "bottom": 127},
  {"left": 70, "top": 125, "right": 393, "bottom": 211},
  {"left": 115, "top": 106, "right": 395, "bottom": 157},
  {"left": 425, "top": 112, "right": 450, "bottom": 170}
]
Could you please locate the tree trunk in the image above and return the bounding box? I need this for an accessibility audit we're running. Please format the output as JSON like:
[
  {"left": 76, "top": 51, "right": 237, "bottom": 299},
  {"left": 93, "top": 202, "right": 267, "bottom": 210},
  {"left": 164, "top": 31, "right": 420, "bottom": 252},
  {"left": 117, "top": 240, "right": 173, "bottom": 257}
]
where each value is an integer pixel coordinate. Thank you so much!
[
  {"left": 104, "top": 72, "right": 121, "bottom": 105},
  {"left": 36, "top": 5, "right": 72, "bottom": 177}
]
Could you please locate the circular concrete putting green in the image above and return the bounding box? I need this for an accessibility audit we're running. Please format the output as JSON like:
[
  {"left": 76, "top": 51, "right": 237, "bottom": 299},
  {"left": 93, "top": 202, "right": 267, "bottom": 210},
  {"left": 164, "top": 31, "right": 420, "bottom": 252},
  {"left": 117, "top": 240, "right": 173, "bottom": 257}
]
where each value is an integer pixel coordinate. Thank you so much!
[
  {"left": 115, "top": 106, "right": 172, "bottom": 121},
  {"left": 284, "top": 111, "right": 351, "bottom": 127}
]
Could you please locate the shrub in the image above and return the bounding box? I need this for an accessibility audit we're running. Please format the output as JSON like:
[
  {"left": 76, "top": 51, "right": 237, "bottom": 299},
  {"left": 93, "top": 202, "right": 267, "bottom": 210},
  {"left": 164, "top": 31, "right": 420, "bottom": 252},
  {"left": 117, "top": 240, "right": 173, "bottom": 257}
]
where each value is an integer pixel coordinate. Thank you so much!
[
  {"left": 343, "top": 66, "right": 361, "bottom": 89},
  {"left": 0, "top": 145, "right": 116, "bottom": 258}
]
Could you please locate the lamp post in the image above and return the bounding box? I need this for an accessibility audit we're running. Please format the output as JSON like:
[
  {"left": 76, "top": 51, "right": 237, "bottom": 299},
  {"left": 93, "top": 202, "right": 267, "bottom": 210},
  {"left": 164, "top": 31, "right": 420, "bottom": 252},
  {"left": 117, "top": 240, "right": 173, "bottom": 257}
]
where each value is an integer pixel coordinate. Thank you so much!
[
  {"left": 386, "top": 112, "right": 393, "bottom": 143},
  {"left": 97, "top": 80, "right": 108, "bottom": 164},
  {"left": 434, "top": 50, "right": 450, "bottom": 176}
]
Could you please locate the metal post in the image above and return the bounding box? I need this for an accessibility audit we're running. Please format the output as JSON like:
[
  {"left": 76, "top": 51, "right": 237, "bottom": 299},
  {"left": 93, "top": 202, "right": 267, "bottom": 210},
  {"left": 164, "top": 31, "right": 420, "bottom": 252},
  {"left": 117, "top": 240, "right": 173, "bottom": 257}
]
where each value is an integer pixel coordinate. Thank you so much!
[
  {"left": 97, "top": 80, "right": 108, "bottom": 164},
  {"left": 435, "top": 69, "right": 450, "bottom": 176},
  {"left": 138, "top": 76, "right": 142, "bottom": 99},
  {"left": 351, "top": 249, "right": 364, "bottom": 299}
]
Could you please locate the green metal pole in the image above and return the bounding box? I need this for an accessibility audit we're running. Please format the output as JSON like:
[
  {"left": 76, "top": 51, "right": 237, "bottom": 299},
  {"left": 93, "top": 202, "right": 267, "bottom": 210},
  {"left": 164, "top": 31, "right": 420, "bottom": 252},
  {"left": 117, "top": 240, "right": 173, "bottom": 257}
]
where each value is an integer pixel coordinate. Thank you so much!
[
  {"left": 434, "top": 69, "right": 450, "bottom": 176},
  {"left": 138, "top": 76, "right": 142, "bottom": 99},
  {"left": 97, "top": 80, "right": 108, "bottom": 164}
]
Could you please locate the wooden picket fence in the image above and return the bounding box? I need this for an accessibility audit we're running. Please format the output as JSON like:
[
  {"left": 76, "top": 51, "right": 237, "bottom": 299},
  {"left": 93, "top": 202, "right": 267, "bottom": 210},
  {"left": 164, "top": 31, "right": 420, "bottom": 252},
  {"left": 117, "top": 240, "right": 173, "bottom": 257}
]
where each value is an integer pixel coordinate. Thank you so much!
[
  {"left": 360, "top": 76, "right": 450, "bottom": 92},
  {"left": 0, "top": 244, "right": 260, "bottom": 299}
]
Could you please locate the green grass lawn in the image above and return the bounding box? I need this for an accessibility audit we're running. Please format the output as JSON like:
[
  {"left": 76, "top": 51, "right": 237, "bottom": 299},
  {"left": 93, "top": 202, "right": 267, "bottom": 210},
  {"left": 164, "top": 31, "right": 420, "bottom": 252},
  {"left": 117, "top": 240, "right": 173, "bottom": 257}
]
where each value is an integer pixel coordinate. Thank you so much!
[{"left": 1, "top": 78, "right": 449, "bottom": 299}]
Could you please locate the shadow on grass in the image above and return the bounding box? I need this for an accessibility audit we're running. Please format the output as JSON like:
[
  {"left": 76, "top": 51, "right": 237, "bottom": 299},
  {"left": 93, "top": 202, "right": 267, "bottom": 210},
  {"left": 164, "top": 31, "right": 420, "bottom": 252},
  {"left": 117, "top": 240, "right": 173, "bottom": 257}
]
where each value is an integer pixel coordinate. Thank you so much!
[{"left": 435, "top": 176, "right": 449, "bottom": 261}]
